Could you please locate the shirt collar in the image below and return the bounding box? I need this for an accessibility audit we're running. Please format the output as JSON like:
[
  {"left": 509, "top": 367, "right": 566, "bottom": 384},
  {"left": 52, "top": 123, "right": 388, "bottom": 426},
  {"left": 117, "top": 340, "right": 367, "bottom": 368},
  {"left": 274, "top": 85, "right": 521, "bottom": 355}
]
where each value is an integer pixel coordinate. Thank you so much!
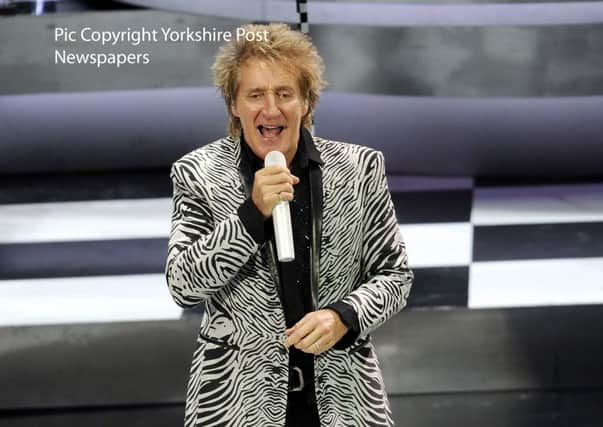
[
  {"left": 301, "top": 127, "right": 323, "bottom": 166},
  {"left": 240, "top": 127, "right": 323, "bottom": 171}
]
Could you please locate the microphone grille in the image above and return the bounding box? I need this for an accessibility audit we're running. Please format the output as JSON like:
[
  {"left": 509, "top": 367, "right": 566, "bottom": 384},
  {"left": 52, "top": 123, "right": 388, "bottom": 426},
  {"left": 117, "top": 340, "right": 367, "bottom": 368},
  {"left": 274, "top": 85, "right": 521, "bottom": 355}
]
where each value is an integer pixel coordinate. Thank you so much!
[{"left": 265, "top": 151, "right": 286, "bottom": 167}]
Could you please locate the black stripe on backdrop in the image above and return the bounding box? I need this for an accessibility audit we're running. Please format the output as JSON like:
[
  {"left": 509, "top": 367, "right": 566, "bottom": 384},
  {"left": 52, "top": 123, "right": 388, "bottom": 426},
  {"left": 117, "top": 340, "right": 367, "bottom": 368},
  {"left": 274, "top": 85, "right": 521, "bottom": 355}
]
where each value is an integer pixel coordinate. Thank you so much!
[
  {"left": 0, "top": 239, "right": 167, "bottom": 280},
  {"left": 0, "top": 170, "right": 474, "bottom": 227},
  {"left": 0, "top": 239, "right": 464, "bottom": 309},
  {"left": 391, "top": 190, "right": 472, "bottom": 223},
  {"left": 406, "top": 267, "right": 469, "bottom": 308},
  {"left": 473, "top": 222, "right": 603, "bottom": 261},
  {"left": 0, "top": 169, "right": 171, "bottom": 204},
  {"left": 474, "top": 176, "right": 603, "bottom": 187}
]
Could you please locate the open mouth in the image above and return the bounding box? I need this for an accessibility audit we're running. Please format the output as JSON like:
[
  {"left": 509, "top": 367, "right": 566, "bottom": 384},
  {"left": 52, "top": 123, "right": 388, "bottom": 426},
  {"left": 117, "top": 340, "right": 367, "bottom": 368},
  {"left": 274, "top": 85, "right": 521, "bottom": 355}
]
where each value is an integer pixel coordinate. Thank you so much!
[{"left": 257, "top": 125, "right": 285, "bottom": 138}]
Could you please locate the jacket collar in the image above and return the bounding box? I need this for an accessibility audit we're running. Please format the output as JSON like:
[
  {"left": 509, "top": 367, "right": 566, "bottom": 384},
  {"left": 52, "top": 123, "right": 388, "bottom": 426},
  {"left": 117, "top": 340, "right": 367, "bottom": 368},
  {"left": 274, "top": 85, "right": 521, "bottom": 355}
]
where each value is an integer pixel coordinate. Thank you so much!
[{"left": 239, "top": 126, "right": 322, "bottom": 172}]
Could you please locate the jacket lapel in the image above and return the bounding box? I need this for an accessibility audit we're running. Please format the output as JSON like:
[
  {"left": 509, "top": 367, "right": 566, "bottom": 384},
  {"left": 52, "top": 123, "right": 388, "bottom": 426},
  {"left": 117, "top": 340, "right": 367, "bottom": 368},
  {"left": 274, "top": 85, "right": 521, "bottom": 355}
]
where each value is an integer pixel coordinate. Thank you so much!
[
  {"left": 309, "top": 162, "right": 322, "bottom": 311},
  {"left": 303, "top": 128, "right": 324, "bottom": 311}
]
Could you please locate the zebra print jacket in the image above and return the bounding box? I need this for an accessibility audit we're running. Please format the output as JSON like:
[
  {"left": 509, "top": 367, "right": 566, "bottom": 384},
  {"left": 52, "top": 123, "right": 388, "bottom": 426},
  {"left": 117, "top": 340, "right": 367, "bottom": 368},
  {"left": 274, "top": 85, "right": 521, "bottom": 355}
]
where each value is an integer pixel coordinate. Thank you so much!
[{"left": 166, "top": 133, "right": 413, "bottom": 426}]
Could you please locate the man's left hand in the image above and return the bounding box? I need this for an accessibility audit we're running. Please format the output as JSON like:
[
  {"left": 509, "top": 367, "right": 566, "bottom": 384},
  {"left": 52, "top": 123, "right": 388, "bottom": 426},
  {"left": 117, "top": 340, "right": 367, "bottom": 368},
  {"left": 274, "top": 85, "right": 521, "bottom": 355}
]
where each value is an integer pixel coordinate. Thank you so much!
[{"left": 284, "top": 309, "right": 349, "bottom": 354}]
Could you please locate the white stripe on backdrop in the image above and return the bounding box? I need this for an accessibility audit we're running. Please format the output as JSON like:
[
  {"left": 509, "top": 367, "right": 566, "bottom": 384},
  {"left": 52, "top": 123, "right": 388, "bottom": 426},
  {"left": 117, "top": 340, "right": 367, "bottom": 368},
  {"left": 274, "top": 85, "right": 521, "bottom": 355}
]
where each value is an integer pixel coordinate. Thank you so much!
[
  {"left": 0, "top": 198, "right": 172, "bottom": 243},
  {"left": 0, "top": 274, "right": 181, "bottom": 327}
]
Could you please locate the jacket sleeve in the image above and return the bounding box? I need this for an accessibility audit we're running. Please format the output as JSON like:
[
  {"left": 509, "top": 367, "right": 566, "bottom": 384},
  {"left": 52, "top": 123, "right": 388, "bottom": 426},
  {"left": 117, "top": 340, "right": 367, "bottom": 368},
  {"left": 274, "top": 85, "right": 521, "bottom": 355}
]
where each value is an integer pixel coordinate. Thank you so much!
[
  {"left": 165, "top": 162, "right": 261, "bottom": 308},
  {"left": 340, "top": 150, "right": 413, "bottom": 339}
]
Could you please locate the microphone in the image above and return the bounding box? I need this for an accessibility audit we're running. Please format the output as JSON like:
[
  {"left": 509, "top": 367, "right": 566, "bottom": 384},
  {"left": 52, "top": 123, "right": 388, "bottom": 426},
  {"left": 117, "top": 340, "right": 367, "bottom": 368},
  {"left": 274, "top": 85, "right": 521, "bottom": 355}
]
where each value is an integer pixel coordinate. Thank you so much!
[{"left": 264, "top": 151, "right": 295, "bottom": 262}]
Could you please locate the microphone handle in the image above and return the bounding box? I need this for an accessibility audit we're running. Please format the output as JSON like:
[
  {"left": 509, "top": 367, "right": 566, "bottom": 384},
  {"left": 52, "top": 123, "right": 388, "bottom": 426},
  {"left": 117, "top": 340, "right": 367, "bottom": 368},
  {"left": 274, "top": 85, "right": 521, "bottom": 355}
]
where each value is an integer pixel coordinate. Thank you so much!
[{"left": 273, "top": 201, "right": 295, "bottom": 262}]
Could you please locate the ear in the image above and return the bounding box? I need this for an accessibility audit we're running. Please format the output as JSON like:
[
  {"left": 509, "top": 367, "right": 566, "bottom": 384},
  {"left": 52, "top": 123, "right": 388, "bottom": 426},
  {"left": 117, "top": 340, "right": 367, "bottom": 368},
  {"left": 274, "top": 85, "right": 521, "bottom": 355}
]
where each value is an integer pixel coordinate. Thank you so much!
[
  {"left": 303, "top": 99, "right": 309, "bottom": 116},
  {"left": 231, "top": 102, "right": 239, "bottom": 118}
]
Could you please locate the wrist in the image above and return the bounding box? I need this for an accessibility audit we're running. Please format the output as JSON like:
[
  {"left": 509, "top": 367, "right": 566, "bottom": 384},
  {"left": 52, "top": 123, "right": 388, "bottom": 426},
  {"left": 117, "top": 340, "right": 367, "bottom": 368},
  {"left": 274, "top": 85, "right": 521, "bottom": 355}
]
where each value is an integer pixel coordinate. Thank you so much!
[{"left": 326, "top": 308, "right": 349, "bottom": 334}]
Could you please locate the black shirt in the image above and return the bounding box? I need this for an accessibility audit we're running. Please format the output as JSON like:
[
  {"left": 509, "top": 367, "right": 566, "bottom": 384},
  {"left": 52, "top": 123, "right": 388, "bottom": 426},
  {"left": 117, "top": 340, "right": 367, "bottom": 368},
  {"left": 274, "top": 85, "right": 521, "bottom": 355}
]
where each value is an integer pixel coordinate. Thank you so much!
[
  {"left": 239, "top": 132, "right": 315, "bottom": 328},
  {"left": 236, "top": 128, "right": 360, "bottom": 398}
]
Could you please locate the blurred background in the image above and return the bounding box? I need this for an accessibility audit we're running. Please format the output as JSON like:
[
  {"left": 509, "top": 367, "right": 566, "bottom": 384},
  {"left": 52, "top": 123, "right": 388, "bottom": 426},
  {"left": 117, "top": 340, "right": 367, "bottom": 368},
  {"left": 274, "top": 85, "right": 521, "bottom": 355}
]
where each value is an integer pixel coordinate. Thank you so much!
[{"left": 1, "top": 0, "right": 602, "bottom": 425}]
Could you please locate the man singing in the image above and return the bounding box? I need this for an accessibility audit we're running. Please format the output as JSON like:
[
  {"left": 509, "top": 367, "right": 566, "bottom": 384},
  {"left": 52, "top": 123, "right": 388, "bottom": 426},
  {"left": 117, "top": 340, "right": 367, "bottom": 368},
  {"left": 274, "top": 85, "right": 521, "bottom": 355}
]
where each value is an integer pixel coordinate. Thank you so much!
[{"left": 166, "top": 23, "right": 413, "bottom": 427}]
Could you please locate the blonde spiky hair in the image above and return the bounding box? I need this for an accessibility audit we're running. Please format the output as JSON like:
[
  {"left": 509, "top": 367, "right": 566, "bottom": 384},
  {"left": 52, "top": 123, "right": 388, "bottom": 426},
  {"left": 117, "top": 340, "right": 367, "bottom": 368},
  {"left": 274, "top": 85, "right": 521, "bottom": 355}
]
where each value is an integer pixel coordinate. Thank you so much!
[{"left": 212, "top": 23, "right": 327, "bottom": 137}]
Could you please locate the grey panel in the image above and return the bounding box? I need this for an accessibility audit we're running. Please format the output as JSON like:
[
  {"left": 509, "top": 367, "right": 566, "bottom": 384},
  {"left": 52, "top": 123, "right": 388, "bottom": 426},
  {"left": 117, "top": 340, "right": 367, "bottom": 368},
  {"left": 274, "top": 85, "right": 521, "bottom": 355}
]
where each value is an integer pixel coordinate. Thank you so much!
[
  {"left": 120, "top": 0, "right": 603, "bottom": 26},
  {"left": 0, "top": 88, "right": 226, "bottom": 174},
  {"left": 0, "top": 319, "right": 198, "bottom": 410},
  {"left": 314, "top": 24, "right": 603, "bottom": 97},
  {"left": 314, "top": 94, "right": 603, "bottom": 176},
  {"left": 0, "top": 404, "right": 184, "bottom": 427},
  {"left": 2, "top": 11, "right": 603, "bottom": 97},
  {"left": 1, "top": 306, "right": 602, "bottom": 410},
  {"left": 387, "top": 175, "right": 474, "bottom": 192},
  {"left": 1, "top": 391, "right": 602, "bottom": 427},
  {"left": 0, "top": 11, "right": 240, "bottom": 95},
  {"left": 2, "top": 91, "right": 602, "bottom": 176},
  {"left": 312, "top": 0, "right": 601, "bottom": 3},
  {"left": 388, "top": 390, "right": 603, "bottom": 427},
  {"left": 0, "top": 0, "right": 143, "bottom": 15},
  {"left": 374, "top": 305, "right": 603, "bottom": 394}
]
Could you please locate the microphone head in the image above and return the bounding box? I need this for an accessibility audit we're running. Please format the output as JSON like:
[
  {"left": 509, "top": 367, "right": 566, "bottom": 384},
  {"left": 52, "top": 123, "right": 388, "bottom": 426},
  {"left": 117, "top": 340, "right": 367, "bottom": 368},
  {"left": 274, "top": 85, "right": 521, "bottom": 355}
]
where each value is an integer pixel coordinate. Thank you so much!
[{"left": 264, "top": 151, "right": 287, "bottom": 168}]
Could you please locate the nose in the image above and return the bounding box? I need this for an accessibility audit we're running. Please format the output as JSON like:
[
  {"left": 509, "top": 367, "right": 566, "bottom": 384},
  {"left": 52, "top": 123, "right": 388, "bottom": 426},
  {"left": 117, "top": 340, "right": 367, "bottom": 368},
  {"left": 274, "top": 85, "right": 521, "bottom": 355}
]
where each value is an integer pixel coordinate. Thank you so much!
[{"left": 261, "top": 92, "right": 281, "bottom": 118}]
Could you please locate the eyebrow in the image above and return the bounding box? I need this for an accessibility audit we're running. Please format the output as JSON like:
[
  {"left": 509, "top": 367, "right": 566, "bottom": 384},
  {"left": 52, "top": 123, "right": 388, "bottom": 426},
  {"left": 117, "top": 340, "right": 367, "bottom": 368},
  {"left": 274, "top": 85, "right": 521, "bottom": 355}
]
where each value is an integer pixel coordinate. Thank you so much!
[{"left": 245, "top": 85, "right": 295, "bottom": 94}]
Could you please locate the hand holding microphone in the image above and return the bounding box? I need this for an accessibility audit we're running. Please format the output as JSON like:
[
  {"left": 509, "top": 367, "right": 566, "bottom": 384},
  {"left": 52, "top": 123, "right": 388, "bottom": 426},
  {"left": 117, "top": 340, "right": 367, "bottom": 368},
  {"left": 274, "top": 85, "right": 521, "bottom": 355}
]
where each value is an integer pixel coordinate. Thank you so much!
[{"left": 250, "top": 151, "right": 299, "bottom": 262}]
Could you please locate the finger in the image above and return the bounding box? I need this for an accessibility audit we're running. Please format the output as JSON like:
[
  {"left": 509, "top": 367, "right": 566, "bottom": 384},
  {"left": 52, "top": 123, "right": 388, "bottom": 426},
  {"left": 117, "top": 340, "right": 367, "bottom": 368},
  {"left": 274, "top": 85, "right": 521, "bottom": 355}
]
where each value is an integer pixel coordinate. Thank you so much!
[
  {"left": 275, "top": 192, "right": 294, "bottom": 203},
  {"left": 295, "top": 327, "right": 324, "bottom": 352},
  {"left": 256, "top": 167, "right": 294, "bottom": 182},
  {"left": 313, "top": 337, "right": 333, "bottom": 354},
  {"left": 261, "top": 184, "right": 295, "bottom": 207},
  {"left": 261, "top": 190, "right": 294, "bottom": 207},
  {"left": 258, "top": 175, "right": 296, "bottom": 190},
  {"left": 257, "top": 165, "right": 289, "bottom": 175},
  {"left": 301, "top": 336, "right": 333, "bottom": 355},
  {"left": 285, "top": 311, "right": 312, "bottom": 335},
  {"left": 262, "top": 182, "right": 294, "bottom": 196},
  {"left": 285, "top": 325, "right": 313, "bottom": 348},
  {"left": 254, "top": 178, "right": 295, "bottom": 193},
  {"left": 285, "top": 317, "right": 317, "bottom": 347}
]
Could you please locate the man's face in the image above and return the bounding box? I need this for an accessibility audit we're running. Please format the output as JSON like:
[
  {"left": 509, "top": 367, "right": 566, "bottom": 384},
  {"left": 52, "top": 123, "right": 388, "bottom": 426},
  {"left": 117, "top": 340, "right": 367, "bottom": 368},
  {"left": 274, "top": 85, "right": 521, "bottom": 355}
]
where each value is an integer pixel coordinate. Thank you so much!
[{"left": 231, "top": 59, "right": 308, "bottom": 165}]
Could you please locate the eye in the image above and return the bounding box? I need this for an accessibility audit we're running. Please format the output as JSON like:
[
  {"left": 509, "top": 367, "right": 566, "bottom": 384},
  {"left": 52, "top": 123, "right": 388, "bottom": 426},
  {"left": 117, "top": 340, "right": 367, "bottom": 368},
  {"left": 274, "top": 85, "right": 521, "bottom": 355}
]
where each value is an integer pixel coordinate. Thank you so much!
[
  {"left": 278, "top": 91, "right": 292, "bottom": 99},
  {"left": 248, "top": 93, "right": 262, "bottom": 100}
]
